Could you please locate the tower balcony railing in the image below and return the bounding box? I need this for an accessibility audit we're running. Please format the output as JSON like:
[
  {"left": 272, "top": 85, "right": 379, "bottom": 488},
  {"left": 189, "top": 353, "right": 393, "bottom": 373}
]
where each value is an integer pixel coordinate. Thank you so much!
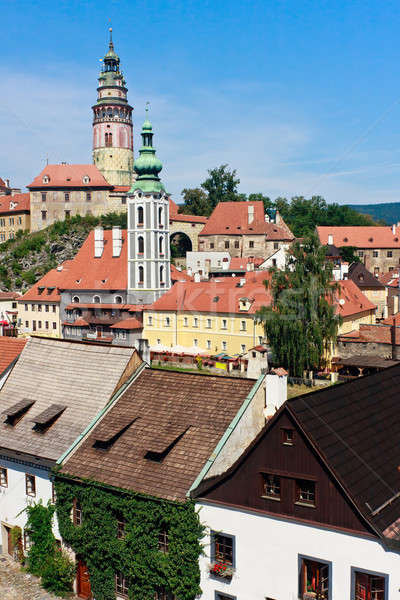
[{"left": 93, "top": 116, "right": 132, "bottom": 125}]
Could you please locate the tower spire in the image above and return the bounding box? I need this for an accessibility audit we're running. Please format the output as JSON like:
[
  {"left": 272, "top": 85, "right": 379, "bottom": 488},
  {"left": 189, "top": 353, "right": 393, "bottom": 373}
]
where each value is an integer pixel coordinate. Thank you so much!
[
  {"left": 109, "top": 26, "right": 114, "bottom": 51},
  {"left": 129, "top": 109, "right": 165, "bottom": 194}
]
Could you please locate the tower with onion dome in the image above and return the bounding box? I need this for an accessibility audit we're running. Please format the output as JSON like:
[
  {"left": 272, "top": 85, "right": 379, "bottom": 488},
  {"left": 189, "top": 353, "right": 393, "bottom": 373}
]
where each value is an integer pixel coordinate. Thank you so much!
[
  {"left": 92, "top": 28, "right": 134, "bottom": 186},
  {"left": 127, "top": 108, "right": 171, "bottom": 304}
]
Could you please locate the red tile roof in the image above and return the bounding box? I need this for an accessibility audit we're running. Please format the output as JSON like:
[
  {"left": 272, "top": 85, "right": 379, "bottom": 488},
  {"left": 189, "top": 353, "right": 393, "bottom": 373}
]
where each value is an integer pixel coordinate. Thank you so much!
[
  {"left": 28, "top": 164, "right": 112, "bottom": 189},
  {"left": 200, "top": 201, "right": 294, "bottom": 238},
  {"left": 334, "top": 279, "right": 376, "bottom": 317},
  {"left": 170, "top": 264, "right": 192, "bottom": 282},
  {"left": 0, "top": 292, "right": 22, "bottom": 300},
  {"left": 379, "top": 271, "right": 400, "bottom": 287},
  {"left": 0, "top": 337, "right": 27, "bottom": 375},
  {"left": 112, "top": 186, "right": 130, "bottom": 192},
  {"left": 20, "top": 261, "right": 72, "bottom": 302},
  {"left": 0, "top": 193, "right": 30, "bottom": 215},
  {"left": 62, "top": 317, "right": 89, "bottom": 327},
  {"left": 148, "top": 270, "right": 272, "bottom": 315},
  {"left": 110, "top": 317, "right": 143, "bottom": 330},
  {"left": 317, "top": 226, "right": 400, "bottom": 249}
]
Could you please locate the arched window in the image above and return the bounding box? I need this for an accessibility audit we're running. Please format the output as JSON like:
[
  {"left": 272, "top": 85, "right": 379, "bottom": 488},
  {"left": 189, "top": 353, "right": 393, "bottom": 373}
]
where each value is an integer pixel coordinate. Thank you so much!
[
  {"left": 138, "top": 266, "right": 144, "bottom": 284},
  {"left": 138, "top": 236, "right": 144, "bottom": 254},
  {"left": 72, "top": 296, "right": 80, "bottom": 303},
  {"left": 105, "top": 132, "right": 112, "bottom": 147},
  {"left": 115, "top": 295, "right": 123, "bottom": 304},
  {"left": 93, "top": 295, "right": 101, "bottom": 304},
  {"left": 137, "top": 206, "right": 144, "bottom": 225},
  {"left": 160, "top": 265, "right": 164, "bottom": 284},
  {"left": 158, "top": 207, "right": 163, "bottom": 226},
  {"left": 159, "top": 236, "right": 163, "bottom": 255}
]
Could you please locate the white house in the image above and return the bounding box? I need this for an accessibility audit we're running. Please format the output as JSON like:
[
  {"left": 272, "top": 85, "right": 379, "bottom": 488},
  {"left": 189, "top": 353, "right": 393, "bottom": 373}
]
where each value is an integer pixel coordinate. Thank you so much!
[
  {"left": 186, "top": 251, "right": 231, "bottom": 278},
  {"left": 0, "top": 337, "right": 142, "bottom": 555},
  {"left": 192, "top": 365, "right": 400, "bottom": 600}
]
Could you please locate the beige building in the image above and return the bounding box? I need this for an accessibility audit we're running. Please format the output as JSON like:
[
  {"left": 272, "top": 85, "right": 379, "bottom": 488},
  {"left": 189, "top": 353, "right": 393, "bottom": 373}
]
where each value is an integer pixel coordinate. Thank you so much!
[
  {"left": 0, "top": 292, "right": 21, "bottom": 327},
  {"left": 0, "top": 193, "right": 30, "bottom": 242},
  {"left": 18, "top": 262, "right": 70, "bottom": 338},
  {"left": 198, "top": 201, "right": 294, "bottom": 258}
]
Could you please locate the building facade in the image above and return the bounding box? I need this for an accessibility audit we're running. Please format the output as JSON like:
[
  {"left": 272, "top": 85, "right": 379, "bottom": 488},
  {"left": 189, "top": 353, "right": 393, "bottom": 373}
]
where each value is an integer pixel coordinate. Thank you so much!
[
  {"left": 0, "top": 193, "right": 30, "bottom": 242},
  {"left": 92, "top": 28, "right": 134, "bottom": 187}
]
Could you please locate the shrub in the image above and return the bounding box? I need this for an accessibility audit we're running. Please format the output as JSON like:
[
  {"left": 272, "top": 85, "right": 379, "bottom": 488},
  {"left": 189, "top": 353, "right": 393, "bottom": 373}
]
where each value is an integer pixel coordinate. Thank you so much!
[{"left": 41, "top": 548, "right": 75, "bottom": 594}]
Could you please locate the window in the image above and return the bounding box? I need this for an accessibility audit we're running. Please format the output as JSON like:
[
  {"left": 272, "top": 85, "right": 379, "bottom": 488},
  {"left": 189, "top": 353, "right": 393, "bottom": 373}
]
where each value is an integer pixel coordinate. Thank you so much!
[
  {"left": 211, "top": 531, "right": 234, "bottom": 566},
  {"left": 0, "top": 467, "right": 8, "bottom": 487},
  {"left": 32, "top": 320, "right": 36, "bottom": 331},
  {"left": 207, "top": 340, "right": 211, "bottom": 349},
  {"left": 93, "top": 295, "right": 101, "bottom": 304},
  {"left": 73, "top": 499, "right": 82, "bottom": 526},
  {"left": 158, "top": 207, "right": 163, "bottom": 226},
  {"left": 137, "top": 206, "right": 144, "bottom": 225},
  {"left": 374, "top": 267, "right": 380, "bottom": 276},
  {"left": 159, "top": 236, "right": 164, "bottom": 254},
  {"left": 274, "top": 242, "right": 279, "bottom": 249},
  {"left": 52, "top": 305, "right": 56, "bottom": 313},
  {"left": 160, "top": 265, "right": 165, "bottom": 284},
  {"left": 249, "top": 241, "right": 254, "bottom": 248},
  {"left": 184, "top": 316, "right": 188, "bottom": 326},
  {"left": 193, "top": 317, "right": 198, "bottom": 328},
  {"left": 86, "top": 192, "right": 91, "bottom": 202},
  {"left": 358, "top": 250, "right": 364, "bottom": 257},
  {"left": 115, "top": 295, "right": 123, "bottom": 304},
  {"left": 24, "top": 530, "right": 32, "bottom": 552},
  {"left": 45, "top": 321, "right": 49, "bottom": 329},
  {"left": 41, "top": 210, "right": 47, "bottom": 221},
  {"left": 117, "top": 520, "right": 126, "bottom": 539},
  {"left": 222, "top": 341, "right": 227, "bottom": 351},
  {"left": 193, "top": 339, "right": 198, "bottom": 347},
  {"left": 38, "top": 321, "right": 42, "bottom": 329},
  {"left": 115, "top": 571, "right": 128, "bottom": 597},
  {"left": 207, "top": 318, "right": 212, "bottom": 328},
  {"left": 25, "top": 321, "right": 29, "bottom": 328},
  {"left": 138, "top": 236, "right": 144, "bottom": 254},
  {"left": 38, "top": 304, "right": 42, "bottom": 312},
  {"left": 64, "top": 193, "right": 70, "bottom": 202},
  {"left": 352, "top": 568, "right": 387, "bottom": 600},
  {"left": 373, "top": 250, "right": 379, "bottom": 257},
  {"left": 234, "top": 241, "right": 240, "bottom": 249},
  {"left": 52, "top": 322, "right": 56, "bottom": 329},
  {"left": 387, "top": 250, "right": 393, "bottom": 258},
  {"left": 45, "top": 304, "right": 49, "bottom": 312},
  {"left": 165, "top": 317, "right": 170, "bottom": 327},
  {"left": 282, "top": 428, "right": 295, "bottom": 445},
  {"left": 221, "top": 319, "right": 227, "bottom": 330},
  {"left": 105, "top": 132, "right": 113, "bottom": 147},
  {"left": 299, "top": 556, "right": 331, "bottom": 600},
  {"left": 25, "top": 474, "right": 36, "bottom": 497},
  {"left": 41, "top": 193, "right": 46, "bottom": 202},
  {"left": 138, "top": 266, "right": 144, "bottom": 284},
  {"left": 262, "top": 473, "right": 280, "bottom": 500},
  {"left": 240, "top": 344, "right": 246, "bottom": 353},
  {"left": 65, "top": 210, "right": 71, "bottom": 218},
  {"left": 296, "top": 479, "right": 316, "bottom": 506},
  {"left": 240, "top": 320, "right": 246, "bottom": 331},
  {"left": 210, "top": 242, "right": 215, "bottom": 249},
  {"left": 158, "top": 528, "right": 168, "bottom": 553},
  {"left": 224, "top": 240, "right": 230, "bottom": 249},
  {"left": 42, "top": 175, "right": 50, "bottom": 184},
  {"left": 82, "top": 175, "right": 90, "bottom": 184}
]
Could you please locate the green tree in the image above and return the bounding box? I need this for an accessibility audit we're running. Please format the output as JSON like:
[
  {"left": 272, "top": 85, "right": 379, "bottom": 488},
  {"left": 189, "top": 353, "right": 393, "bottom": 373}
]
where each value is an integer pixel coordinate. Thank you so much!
[
  {"left": 178, "top": 188, "right": 210, "bottom": 216},
  {"left": 256, "top": 235, "right": 341, "bottom": 376},
  {"left": 201, "top": 164, "right": 241, "bottom": 210}
]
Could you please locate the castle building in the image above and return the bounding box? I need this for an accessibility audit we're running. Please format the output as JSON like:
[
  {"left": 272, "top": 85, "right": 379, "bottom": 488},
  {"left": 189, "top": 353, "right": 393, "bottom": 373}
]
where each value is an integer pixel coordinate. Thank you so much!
[
  {"left": 127, "top": 113, "right": 171, "bottom": 304},
  {"left": 92, "top": 28, "right": 134, "bottom": 187}
]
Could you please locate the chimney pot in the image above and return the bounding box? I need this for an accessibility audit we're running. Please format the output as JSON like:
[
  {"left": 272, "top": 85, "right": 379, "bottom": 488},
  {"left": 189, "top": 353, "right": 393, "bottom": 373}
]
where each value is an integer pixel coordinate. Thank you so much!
[{"left": 393, "top": 224, "right": 396, "bottom": 235}]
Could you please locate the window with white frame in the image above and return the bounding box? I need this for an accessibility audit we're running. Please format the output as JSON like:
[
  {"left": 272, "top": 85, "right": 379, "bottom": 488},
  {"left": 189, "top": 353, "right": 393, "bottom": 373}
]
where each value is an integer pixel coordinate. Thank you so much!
[
  {"left": 0, "top": 466, "right": 8, "bottom": 487},
  {"left": 193, "top": 339, "right": 198, "bottom": 347},
  {"left": 165, "top": 317, "right": 170, "bottom": 327},
  {"left": 299, "top": 556, "right": 331, "bottom": 600},
  {"left": 241, "top": 344, "right": 246, "bottom": 353},
  {"left": 25, "top": 474, "right": 36, "bottom": 497},
  {"left": 240, "top": 320, "right": 246, "bottom": 331},
  {"left": 207, "top": 318, "right": 212, "bottom": 328},
  {"left": 193, "top": 317, "right": 198, "bottom": 328},
  {"left": 222, "top": 341, "right": 227, "bottom": 351},
  {"left": 184, "top": 316, "right": 188, "bottom": 326},
  {"left": 148, "top": 316, "right": 153, "bottom": 326},
  {"left": 221, "top": 319, "right": 227, "bottom": 330}
]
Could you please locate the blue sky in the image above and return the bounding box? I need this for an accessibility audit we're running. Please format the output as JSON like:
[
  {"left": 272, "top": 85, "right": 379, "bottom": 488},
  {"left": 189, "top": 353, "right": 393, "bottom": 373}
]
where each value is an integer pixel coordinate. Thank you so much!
[{"left": 2, "top": 0, "right": 400, "bottom": 204}]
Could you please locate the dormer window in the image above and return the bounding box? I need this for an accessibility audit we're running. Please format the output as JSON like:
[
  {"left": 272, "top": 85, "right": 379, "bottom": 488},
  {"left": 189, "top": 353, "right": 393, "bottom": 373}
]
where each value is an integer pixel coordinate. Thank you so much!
[
  {"left": 42, "top": 175, "right": 50, "bottom": 184},
  {"left": 82, "top": 175, "right": 90, "bottom": 184},
  {"left": 72, "top": 296, "right": 80, "bottom": 303},
  {"left": 93, "top": 295, "right": 101, "bottom": 304}
]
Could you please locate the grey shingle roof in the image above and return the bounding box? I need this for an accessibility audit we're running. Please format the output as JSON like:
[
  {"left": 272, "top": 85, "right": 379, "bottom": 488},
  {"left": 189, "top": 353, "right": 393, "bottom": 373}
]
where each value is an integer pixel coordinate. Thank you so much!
[{"left": 0, "top": 337, "right": 139, "bottom": 461}]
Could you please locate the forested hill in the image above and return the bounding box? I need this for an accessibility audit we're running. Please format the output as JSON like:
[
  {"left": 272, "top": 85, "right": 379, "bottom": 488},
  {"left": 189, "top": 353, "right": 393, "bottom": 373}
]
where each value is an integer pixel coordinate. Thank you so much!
[{"left": 347, "top": 202, "right": 400, "bottom": 226}]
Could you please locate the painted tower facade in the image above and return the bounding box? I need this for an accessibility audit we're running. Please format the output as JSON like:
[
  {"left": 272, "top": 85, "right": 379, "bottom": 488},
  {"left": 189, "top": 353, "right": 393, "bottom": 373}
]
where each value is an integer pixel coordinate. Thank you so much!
[
  {"left": 92, "top": 29, "right": 134, "bottom": 186},
  {"left": 127, "top": 113, "right": 171, "bottom": 304}
]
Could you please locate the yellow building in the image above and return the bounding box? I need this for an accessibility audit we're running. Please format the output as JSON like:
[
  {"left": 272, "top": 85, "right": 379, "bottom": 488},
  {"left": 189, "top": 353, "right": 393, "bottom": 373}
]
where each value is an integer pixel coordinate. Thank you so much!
[
  {"left": 143, "top": 271, "right": 269, "bottom": 356},
  {"left": 0, "top": 193, "right": 30, "bottom": 243},
  {"left": 18, "top": 262, "right": 70, "bottom": 338}
]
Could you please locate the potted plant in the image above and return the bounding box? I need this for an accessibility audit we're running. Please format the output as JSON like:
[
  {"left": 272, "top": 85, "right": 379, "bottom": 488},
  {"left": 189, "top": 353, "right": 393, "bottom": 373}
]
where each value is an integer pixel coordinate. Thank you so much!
[{"left": 209, "top": 562, "right": 235, "bottom": 579}]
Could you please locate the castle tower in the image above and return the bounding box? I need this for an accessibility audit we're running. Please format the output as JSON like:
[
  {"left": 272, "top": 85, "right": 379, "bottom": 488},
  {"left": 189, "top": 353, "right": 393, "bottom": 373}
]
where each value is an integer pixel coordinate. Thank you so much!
[
  {"left": 127, "top": 110, "right": 171, "bottom": 304},
  {"left": 92, "top": 28, "right": 134, "bottom": 186}
]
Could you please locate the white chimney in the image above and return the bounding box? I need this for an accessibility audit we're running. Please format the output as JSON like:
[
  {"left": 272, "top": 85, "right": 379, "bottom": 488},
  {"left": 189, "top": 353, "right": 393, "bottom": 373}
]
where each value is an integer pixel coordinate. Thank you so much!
[
  {"left": 112, "top": 226, "right": 122, "bottom": 257},
  {"left": 328, "top": 234, "right": 333, "bottom": 245},
  {"left": 248, "top": 205, "right": 254, "bottom": 225},
  {"left": 187, "top": 266, "right": 192, "bottom": 276},
  {"left": 393, "top": 224, "right": 396, "bottom": 235},
  {"left": 239, "top": 277, "right": 246, "bottom": 286},
  {"left": 94, "top": 226, "right": 104, "bottom": 258},
  {"left": 263, "top": 371, "right": 288, "bottom": 418},
  {"left": 194, "top": 272, "right": 201, "bottom": 283}
]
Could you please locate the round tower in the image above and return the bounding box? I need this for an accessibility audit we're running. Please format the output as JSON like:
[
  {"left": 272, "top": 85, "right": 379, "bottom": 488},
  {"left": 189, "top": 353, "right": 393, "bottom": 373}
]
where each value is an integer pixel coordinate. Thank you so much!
[
  {"left": 92, "top": 28, "right": 134, "bottom": 186},
  {"left": 127, "top": 109, "right": 171, "bottom": 304}
]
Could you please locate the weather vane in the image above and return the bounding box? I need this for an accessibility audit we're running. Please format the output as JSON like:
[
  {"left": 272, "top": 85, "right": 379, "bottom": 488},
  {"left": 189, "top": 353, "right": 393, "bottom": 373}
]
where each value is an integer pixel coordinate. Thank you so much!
[{"left": 145, "top": 101, "right": 150, "bottom": 114}]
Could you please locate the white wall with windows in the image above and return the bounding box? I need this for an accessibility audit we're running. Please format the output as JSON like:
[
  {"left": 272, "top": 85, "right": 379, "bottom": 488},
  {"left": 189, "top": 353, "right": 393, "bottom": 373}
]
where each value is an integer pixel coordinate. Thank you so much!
[
  {"left": 0, "top": 455, "right": 59, "bottom": 555},
  {"left": 197, "top": 500, "right": 399, "bottom": 600}
]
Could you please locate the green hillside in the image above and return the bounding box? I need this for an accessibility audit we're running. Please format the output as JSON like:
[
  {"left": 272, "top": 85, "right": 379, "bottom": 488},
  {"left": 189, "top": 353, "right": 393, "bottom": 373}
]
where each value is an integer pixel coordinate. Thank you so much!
[
  {"left": 347, "top": 203, "right": 400, "bottom": 226},
  {"left": 0, "top": 212, "right": 126, "bottom": 292}
]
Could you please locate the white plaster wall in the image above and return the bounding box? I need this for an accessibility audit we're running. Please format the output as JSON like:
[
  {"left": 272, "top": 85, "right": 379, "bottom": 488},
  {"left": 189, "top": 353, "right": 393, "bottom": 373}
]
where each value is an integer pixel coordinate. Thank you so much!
[
  {"left": 197, "top": 501, "right": 400, "bottom": 600},
  {"left": 0, "top": 457, "right": 60, "bottom": 553},
  {"left": 186, "top": 252, "right": 230, "bottom": 276}
]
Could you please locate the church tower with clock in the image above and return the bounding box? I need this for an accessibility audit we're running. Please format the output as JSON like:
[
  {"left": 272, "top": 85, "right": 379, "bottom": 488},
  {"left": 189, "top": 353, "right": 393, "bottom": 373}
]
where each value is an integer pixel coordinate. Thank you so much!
[{"left": 92, "top": 29, "right": 134, "bottom": 186}]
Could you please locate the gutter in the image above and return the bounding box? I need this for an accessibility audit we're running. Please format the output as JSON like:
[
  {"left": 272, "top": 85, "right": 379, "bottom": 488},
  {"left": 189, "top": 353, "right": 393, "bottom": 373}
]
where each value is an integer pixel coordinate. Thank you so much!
[
  {"left": 187, "top": 373, "right": 264, "bottom": 497},
  {"left": 56, "top": 361, "right": 147, "bottom": 465}
]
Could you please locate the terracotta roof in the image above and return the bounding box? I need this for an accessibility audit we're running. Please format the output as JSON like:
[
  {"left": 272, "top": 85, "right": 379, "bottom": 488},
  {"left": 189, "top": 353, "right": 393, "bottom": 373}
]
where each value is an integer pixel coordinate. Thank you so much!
[
  {"left": 147, "top": 270, "right": 272, "bottom": 315},
  {"left": 60, "top": 368, "right": 256, "bottom": 501},
  {"left": 338, "top": 319, "right": 400, "bottom": 345},
  {"left": 0, "top": 337, "right": 141, "bottom": 462},
  {"left": 111, "top": 186, "right": 130, "bottom": 192},
  {"left": 334, "top": 279, "right": 376, "bottom": 317},
  {"left": 0, "top": 193, "right": 30, "bottom": 214},
  {"left": 317, "top": 226, "right": 400, "bottom": 249},
  {"left": 287, "top": 366, "right": 400, "bottom": 538},
  {"left": 110, "top": 317, "right": 143, "bottom": 330},
  {"left": 28, "top": 165, "right": 112, "bottom": 189},
  {"left": 0, "top": 337, "right": 26, "bottom": 376},
  {"left": 170, "top": 264, "right": 192, "bottom": 282},
  {"left": 62, "top": 317, "right": 89, "bottom": 327},
  {"left": 65, "top": 303, "right": 133, "bottom": 310},
  {"left": 60, "top": 230, "right": 127, "bottom": 290},
  {"left": 200, "top": 201, "right": 294, "bottom": 238},
  {"left": 0, "top": 292, "right": 22, "bottom": 300},
  {"left": 20, "top": 261, "right": 72, "bottom": 302},
  {"left": 348, "top": 262, "right": 385, "bottom": 290},
  {"left": 379, "top": 271, "right": 400, "bottom": 287}
]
